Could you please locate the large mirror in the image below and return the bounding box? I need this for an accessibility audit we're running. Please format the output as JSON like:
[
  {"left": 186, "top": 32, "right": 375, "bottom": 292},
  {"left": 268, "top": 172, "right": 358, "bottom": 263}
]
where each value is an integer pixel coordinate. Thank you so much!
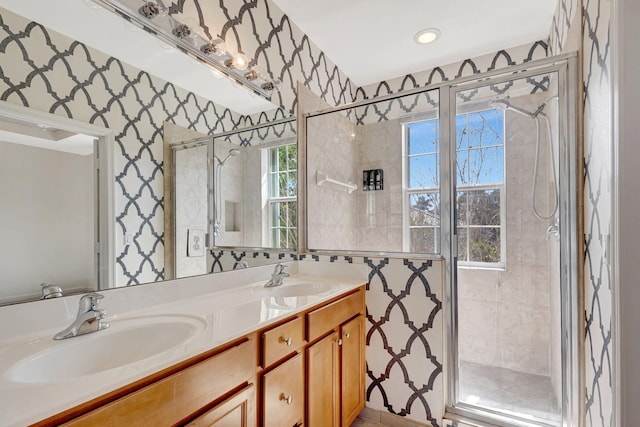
[
  {"left": 163, "top": 118, "right": 297, "bottom": 281},
  {"left": 0, "top": 102, "right": 115, "bottom": 305},
  {"left": 0, "top": 0, "right": 296, "bottom": 304}
]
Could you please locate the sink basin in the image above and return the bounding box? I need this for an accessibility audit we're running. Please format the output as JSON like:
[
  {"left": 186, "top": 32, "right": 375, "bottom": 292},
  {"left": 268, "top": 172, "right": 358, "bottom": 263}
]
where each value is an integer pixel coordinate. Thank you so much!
[
  {"left": 3, "top": 314, "right": 206, "bottom": 384},
  {"left": 267, "top": 282, "right": 337, "bottom": 298}
]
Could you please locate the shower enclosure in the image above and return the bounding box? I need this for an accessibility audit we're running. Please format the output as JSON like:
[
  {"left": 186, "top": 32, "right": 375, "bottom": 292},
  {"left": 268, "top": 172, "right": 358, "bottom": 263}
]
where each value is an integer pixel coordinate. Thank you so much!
[{"left": 304, "top": 53, "right": 579, "bottom": 427}]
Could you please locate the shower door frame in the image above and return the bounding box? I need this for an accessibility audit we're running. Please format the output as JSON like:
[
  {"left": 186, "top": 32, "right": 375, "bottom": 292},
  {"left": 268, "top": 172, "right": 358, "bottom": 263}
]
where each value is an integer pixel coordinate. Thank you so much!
[{"left": 440, "top": 55, "right": 581, "bottom": 427}]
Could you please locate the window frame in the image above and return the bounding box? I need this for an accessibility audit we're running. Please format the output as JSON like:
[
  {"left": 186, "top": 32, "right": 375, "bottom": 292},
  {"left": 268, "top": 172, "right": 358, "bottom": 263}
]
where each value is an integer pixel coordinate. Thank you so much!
[
  {"left": 403, "top": 107, "right": 506, "bottom": 267},
  {"left": 402, "top": 112, "right": 441, "bottom": 255},
  {"left": 266, "top": 142, "right": 297, "bottom": 249}
]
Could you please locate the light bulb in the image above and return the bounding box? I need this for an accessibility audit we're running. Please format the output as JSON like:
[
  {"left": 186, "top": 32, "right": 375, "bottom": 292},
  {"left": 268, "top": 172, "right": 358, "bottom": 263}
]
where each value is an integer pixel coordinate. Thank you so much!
[
  {"left": 224, "top": 53, "right": 249, "bottom": 70},
  {"left": 414, "top": 28, "right": 441, "bottom": 45},
  {"left": 200, "top": 39, "right": 226, "bottom": 57}
]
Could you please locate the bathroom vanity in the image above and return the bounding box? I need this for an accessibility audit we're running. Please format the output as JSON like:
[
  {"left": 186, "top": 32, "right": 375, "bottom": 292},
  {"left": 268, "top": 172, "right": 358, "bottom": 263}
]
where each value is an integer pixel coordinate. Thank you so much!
[{"left": 0, "top": 262, "right": 366, "bottom": 427}]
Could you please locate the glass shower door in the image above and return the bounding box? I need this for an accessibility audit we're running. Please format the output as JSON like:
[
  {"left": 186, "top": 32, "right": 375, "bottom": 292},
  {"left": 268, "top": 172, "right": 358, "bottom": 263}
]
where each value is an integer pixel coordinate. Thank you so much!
[{"left": 448, "top": 60, "right": 578, "bottom": 427}]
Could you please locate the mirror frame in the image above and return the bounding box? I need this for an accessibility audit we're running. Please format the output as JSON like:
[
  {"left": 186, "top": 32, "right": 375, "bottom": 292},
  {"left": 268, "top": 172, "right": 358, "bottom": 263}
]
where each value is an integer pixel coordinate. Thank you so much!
[{"left": 0, "top": 100, "right": 115, "bottom": 303}]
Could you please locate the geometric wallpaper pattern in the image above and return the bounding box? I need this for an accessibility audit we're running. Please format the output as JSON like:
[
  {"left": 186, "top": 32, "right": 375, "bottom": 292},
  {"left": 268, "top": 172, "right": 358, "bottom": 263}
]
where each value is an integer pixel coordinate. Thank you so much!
[
  {"left": 0, "top": 7, "right": 267, "bottom": 286},
  {"left": 364, "top": 258, "right": 443, "bottom": 426},
  {"left": 166, "top": 0, "right": 356, "bottom": 114},
  {"left": 3, "top": 1, "right": 615, "bottom": 426},
  {"left": 550, "top": 0, "right": 614, "bottom": 425},
  {"left": 581, "top": 0, "right": 614, "bottom": 425}
]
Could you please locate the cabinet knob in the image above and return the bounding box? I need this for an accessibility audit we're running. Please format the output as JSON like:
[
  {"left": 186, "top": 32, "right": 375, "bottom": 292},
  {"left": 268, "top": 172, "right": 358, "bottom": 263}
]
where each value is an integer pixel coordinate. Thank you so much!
[
  {"left": 280, "top": 394, "right": 293, "bottom": 405},
  {"left": 344, "top": 332, "right": 350, "bottom": 339},
  {"left": 280, "top": 336, "right": 293, "bottom": 346},
  {"left": 337, "top": 339, "right": 343, "bottom": 346}
]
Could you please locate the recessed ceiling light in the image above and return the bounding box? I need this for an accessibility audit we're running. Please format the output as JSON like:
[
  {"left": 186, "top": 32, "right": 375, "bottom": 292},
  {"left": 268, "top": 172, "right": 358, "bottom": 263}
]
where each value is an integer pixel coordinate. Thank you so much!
[{"left": 414, "top": 28, "right": 441, "bottom": 45}]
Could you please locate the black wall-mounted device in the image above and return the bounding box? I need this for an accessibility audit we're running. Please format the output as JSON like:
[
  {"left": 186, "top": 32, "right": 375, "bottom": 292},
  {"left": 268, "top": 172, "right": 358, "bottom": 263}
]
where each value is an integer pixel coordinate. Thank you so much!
[{"left": 363, "top": 169, "right": 383, "bottom": 191}]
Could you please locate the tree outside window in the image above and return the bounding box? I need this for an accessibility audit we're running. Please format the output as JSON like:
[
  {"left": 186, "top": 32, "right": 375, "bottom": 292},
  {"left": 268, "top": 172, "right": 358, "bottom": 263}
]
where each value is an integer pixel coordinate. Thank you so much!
[
  {"left": 268, "top": 144, "right": 297, "bottom": 249},
  {"left": 405, "top": 108, "right": 505, "bottom": 264}
]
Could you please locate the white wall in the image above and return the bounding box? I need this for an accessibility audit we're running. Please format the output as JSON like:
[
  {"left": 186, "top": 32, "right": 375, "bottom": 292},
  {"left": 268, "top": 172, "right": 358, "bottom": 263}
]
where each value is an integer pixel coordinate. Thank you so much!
[
  {"left": 0, "top": 141, "right": 94, "bottom": 303},
  {"left": 615, "top": 0, "right": 640, "bottom": 424},
  {"left": 174, "top": 144, "right": 208, "bottom": 278}
]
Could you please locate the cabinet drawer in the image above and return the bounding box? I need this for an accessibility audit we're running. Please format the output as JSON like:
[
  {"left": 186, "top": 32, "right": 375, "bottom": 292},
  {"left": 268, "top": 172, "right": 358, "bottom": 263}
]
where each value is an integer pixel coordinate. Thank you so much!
[
  {"left": 262, "top": 316, "right": 304, "bottom": 368},
  {"left": 185, "top": 384, "right": 255, "bottom": 427},
  {"left": 307, "top": 289, "right": 364, "bottom": 342},
  {"left": 63, "top": 339, "right": 256, "bottom": 427},
  {"left": 263, "top": 353, "right": 304, "bottom": 427}
]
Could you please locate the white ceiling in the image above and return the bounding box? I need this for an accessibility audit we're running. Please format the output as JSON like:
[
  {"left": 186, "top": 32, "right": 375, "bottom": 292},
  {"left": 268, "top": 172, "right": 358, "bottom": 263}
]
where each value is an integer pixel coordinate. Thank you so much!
[
  {"left": 1, "top": 0, "right": 558, "bottom": 111},
  {"left": 271, "top": 0, "right": 558, "bottom": 86}
]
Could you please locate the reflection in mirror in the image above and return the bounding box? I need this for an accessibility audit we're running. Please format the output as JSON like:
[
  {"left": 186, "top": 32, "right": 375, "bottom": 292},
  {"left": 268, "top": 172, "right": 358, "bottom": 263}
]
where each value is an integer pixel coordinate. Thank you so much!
[
  {"left": 212, "top": 117, "right": 297, "bottom": 251},
  {"left": 163, "top": 118, "right": 297, "bottom": 281},
  {"left": 305, "top": 88, "right": 440, "bottom": 254},
  {"left": 1, "top": 3, "right": 299, "bottom": 301},
  {"left": 0, "top": 101, "right": 114, "bottom": 306}
]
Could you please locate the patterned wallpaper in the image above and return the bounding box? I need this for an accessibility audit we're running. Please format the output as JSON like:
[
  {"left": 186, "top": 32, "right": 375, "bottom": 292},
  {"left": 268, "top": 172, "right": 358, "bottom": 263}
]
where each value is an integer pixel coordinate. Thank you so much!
[
  {"left": 3, "top": 0, "right": 614, "bottom": 426},
  {"left": 164, "top": 0, "right": 355, "bottom": 114},
  {"left": 582, "top": 0, "right": 613, "bottom": 425},
  {"left": 549, "top": 0, "right": 614, "bottom": 426}
]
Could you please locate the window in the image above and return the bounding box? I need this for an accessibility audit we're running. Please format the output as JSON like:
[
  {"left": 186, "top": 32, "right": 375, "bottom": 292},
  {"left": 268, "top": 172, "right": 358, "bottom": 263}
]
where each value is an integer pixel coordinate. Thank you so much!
[
  {"left": 404, "top": 109, "right": 505, "bottom": 265},
  {"left": 268, "top": 143, "right": 297, "bottom": 249},
  {"left": 406, "top": 119, "right": 441, "bottom": 254},
  {"left": 455, "top": 110, "right": 504, "bottom": 265}
]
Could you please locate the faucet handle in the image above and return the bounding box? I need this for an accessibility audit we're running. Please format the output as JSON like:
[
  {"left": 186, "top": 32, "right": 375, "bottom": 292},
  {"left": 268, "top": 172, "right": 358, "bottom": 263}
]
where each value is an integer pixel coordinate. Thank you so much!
[{"left": 78, "top": 292, "right": 105, "bottom": 312}]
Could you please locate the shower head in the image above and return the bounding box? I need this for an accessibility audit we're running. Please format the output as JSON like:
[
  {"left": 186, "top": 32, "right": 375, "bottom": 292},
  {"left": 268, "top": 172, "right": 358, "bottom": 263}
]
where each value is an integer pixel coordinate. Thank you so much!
[
  {"left": 217, "top": 148, "right": 241, "bottom": 165},
  {"left": 489, "top": 98, "right": 542, "bottom": 119}
]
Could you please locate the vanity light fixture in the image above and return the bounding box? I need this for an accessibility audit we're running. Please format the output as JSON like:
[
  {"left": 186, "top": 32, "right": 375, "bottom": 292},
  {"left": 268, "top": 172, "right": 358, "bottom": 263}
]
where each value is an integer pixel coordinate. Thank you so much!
[
  {"left": 414, "top": 28, "right": 441, "bottom": 45},
  {"left": 244, "top": 70, "right": 259, "bottom": 81},
  {"left": 200, "top": 40, "right": 226, "bottom": 57},
  {"left": 92, "top": 0, "right": 278, "bottom": 98},
  {"left": 224, "top": 53, "right": 249, "bottom": 71},
  {"left": 138, "top": 1, "right": 161, "bottom": 19},
  {"left": 172, "top": 23, "right": 192, "bottom": 39}
]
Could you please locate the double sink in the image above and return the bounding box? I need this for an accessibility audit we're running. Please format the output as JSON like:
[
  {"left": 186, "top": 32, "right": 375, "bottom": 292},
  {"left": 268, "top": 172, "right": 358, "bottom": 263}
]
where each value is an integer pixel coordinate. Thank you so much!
[{"left": 1, "top": 281, "right": 337, "bottom": 385}]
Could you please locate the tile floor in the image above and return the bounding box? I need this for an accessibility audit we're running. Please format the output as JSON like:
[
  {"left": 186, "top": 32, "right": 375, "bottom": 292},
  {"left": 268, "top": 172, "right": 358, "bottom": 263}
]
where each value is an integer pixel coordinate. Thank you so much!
[
  {"left": 351, "top": 361, "right": 562, "bottom": 427},
  {"left": 459, "top": 361, "right": 562, "bottom": 425},
  {"left": 350, "top": 407, "right": 431, "bottom": 427}
]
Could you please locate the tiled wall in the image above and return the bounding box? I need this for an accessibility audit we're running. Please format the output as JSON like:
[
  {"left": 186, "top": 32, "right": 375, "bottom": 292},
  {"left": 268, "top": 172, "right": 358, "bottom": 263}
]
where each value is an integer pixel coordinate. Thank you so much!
[{"left": 458, "top": 93, "right": 557, "bottom": 377}]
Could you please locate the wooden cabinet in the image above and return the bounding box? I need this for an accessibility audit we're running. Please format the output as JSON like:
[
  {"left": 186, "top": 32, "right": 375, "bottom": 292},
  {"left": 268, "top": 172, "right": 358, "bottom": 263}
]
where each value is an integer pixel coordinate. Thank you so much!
[
  {"left": 262, "top": 353, "right": 304, "bottom": 427},
  {"left": 340, "top": 315, "right": 366, "bottom": 426},
  {"left": 306, "top": 290, "right": 366, "bottom": 427},
  {"left": 262, "top": 316, "right": 304, "bottom": 368},
  {"left": 307, "top": 332, "right": 340, "bottom": 427},
  {"left": 43, "top": 286, "right": 365, "bottom": 427},
  {"left": 185, "top": 385, "right": 255, "bottom": 427},
  {"left": 60, "top": 339, "right": 256, "bottom": 427}
]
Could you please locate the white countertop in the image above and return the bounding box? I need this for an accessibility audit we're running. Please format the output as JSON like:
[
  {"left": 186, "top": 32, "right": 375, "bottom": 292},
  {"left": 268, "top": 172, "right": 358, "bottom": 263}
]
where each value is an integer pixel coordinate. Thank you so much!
[{"left": 0, "top": 261, "right": 367, "bottom": 427}]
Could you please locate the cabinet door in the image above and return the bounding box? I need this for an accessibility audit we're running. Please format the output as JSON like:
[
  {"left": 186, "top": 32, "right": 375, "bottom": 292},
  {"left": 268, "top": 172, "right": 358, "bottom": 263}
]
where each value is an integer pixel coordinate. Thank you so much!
[
  {"left": 306, "top": 331, "right": 339, "bottom": 427},
  {"left": 341, "top": 315, "right": 366, "bottom": 426},
  {"left": 185, "top": 384, "right": 255, "bottom": 427},
  {"left": 263, "top": 353, "right": 304, "bottom": 427}
]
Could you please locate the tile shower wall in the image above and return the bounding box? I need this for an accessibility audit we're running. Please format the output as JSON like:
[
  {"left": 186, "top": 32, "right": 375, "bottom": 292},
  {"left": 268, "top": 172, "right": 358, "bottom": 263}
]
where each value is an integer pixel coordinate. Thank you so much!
[
  {"left": 457, "top": 93, "right": 556, "bottom": 377},
  {"left": 302, "top": 42, "right": 566, "bottom": 426}
]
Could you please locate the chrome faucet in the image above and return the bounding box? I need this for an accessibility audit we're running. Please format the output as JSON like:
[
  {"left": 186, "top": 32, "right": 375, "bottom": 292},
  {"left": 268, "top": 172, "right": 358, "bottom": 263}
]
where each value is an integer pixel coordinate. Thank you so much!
[
  {"left": 41, "top": 283, "right": 63, "bottom": 299},
  {"left": 264, "top": 263, "right": 289, "bottom": 288},
  {"left": 53, "top": 293, "right": 109, "bottom": 340}
]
